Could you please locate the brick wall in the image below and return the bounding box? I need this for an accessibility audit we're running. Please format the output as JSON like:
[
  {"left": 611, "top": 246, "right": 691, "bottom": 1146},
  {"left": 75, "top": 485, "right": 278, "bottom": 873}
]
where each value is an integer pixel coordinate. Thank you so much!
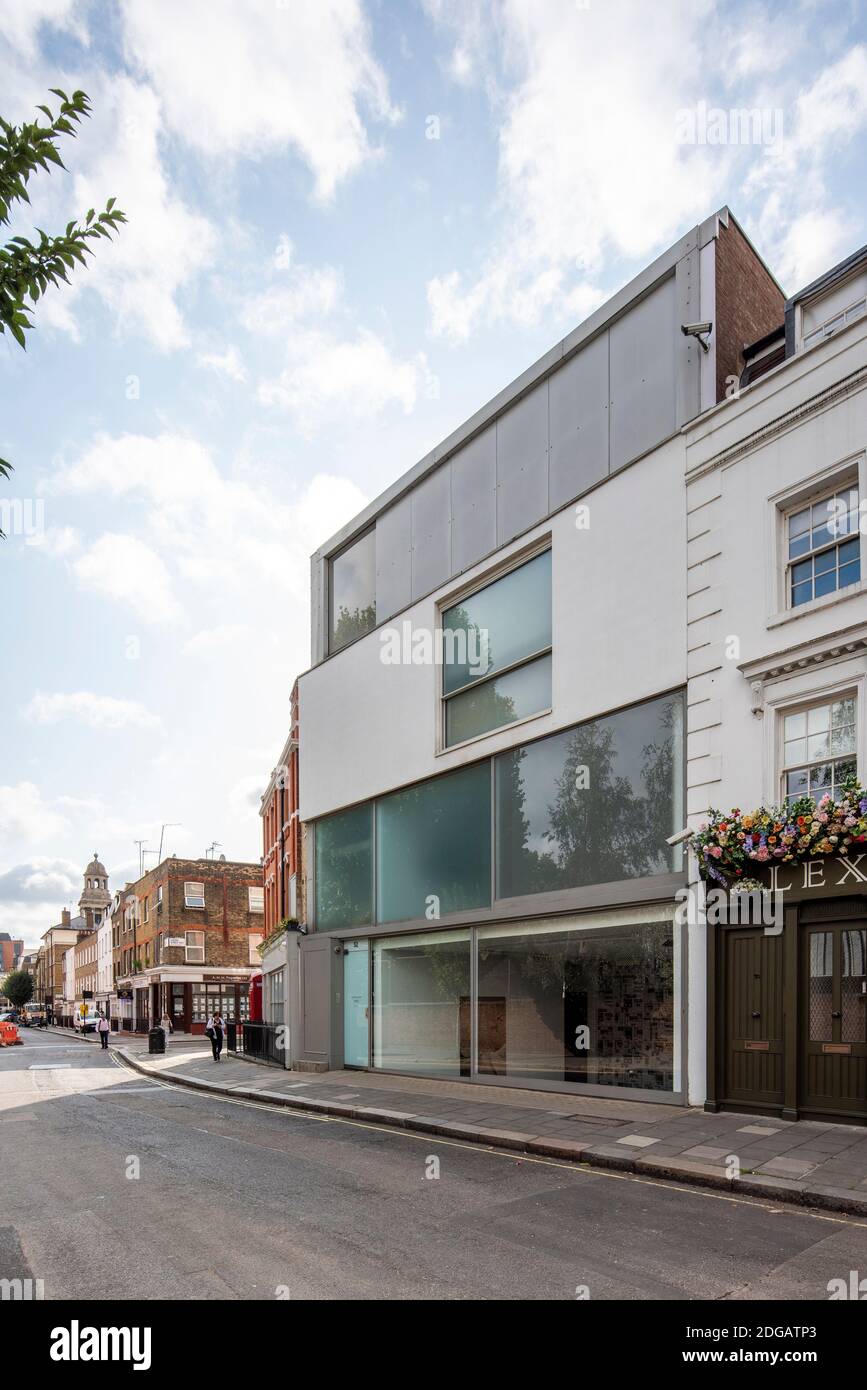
[{"left": 715, "top": 219, "right": 786, "bottom": 402}]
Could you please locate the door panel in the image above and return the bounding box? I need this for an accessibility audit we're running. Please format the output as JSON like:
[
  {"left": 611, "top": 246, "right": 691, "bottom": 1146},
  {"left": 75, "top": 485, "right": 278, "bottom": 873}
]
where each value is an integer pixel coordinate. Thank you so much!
[
  {"left": 343, "top": 943, "right": 369, "bottom": 1068},
  {"left": 722, "top": 928, "right": 784, "bottom": 1108},
  {"left": 801, "top": 923, "right": 867, "bottom": 1120}
]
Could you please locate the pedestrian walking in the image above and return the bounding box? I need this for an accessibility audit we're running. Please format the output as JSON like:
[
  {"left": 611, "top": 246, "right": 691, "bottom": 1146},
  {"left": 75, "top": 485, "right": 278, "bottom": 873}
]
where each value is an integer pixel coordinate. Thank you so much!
[
  {"left": 96, "top": 1012, "right": 110, "bottom": 1051},
  {"left": 211, "top": 1012, "right": 224, "bottom": 1062},
  {"left": 160, "top": 1010, "right": 174, "bottom": 1037}
]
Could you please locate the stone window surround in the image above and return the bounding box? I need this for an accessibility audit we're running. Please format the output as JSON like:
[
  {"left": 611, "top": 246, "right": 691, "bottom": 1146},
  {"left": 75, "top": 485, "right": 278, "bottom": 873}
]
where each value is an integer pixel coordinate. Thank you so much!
[{"left": 766, "top": 451, "right": 865, "bottom": 628}]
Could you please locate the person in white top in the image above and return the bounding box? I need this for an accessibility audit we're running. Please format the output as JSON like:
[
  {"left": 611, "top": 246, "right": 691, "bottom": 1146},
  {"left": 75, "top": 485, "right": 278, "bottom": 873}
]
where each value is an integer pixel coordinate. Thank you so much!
[{"left": 96, "top": 1012, "right": 111, "bottom": 1051}]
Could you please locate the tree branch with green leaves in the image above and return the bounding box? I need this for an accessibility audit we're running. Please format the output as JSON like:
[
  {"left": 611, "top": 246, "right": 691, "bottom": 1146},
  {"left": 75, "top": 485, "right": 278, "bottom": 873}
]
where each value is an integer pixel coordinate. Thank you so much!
[{"left": 0, "top": 88, "right": 126, "bottom": 527}]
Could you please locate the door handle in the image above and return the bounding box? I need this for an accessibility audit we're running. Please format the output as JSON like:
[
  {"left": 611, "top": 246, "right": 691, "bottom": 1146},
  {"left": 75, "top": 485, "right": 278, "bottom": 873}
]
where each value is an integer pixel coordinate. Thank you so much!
[
  {"left": 831, "top": 1010, "right": 842, "bottom": 1019},
  {"left": 751, "top": 1011, "right": 760, "bottom": 1018}
]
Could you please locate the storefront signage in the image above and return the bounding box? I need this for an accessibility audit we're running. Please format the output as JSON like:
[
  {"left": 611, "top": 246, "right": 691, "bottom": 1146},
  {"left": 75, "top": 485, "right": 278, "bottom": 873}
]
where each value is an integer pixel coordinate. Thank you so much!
[{"left": 758, "top": 854, "right": 867, "bottom": 898}]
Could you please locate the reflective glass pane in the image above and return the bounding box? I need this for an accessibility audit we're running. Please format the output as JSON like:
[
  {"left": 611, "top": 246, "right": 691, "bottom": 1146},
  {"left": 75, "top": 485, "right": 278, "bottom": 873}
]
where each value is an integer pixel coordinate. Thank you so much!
[
  {"left": 789, "top": 507, "right": 811, "bottom": 540},
  {"left": 315, "top": 804, "right": 373, "bottom": 929},
  {"left": 814, "top": 548, "right": 835, "bottom": 574},
  {"left": 838, "top": 538, "right": 859, "bottom": 565},
  {"left": 788, "top": 533, "right": 810, "bottom": 559},
  {"left": 496, "top": 692, "right": 684, "bottom": 897},
  {"left": 839, "top": 560, "right": 860, "bottom": 588},
  {"left": 442, "top": 550, "right": 551, "bottom": 695},
  {"left": 808, "top": 731, "right": 830, "bottom": 760},
  {"left": 784, "top": 711, "right": 806, "bottom": 739},
  {"left": 792, "top": 558, "right": 813, "bottom": 584},
  {"left": 784, "top": 737, "right": 807, "bottom": 764},
  {"left": 477, "top": 920, "right": 675, "bottom": 1090},
  {"left": 830, "top": 722, "right": 856, "bottom": 756},
  {"left": 445, "top": 654, "right": 552, "bottom": 747},
  {"left": 786, "top": 768, "right": 809, "bottom": 800},
  {"left": 330, "top": 531, "right": 376, "bottom": 653},
  {"left": 814, "top": 569, "right": 837, "bottom": 599},
  {"left": 792, "top": 580, "right": 812, "bottom": 607},
  {"left": 376, "top": 762, "right": 491, "bottom": 923},
  {"left": 809, "top": 763, "right": 833, "bottom": 792},
  {"left": 372, "top": 929, "right": 471, "bottom": 1077},
  {"left": 807, "top": 705, "right": 830, "bottom": 734}
]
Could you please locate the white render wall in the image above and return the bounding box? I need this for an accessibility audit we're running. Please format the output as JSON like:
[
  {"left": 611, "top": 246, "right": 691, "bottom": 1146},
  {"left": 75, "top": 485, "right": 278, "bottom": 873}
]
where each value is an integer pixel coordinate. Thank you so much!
[
  {"left": 682, "top": 312, "right": 867, "bottom": 1105},
  {"left": 299, "top": 434, "right": 688, "bottom": 820}
]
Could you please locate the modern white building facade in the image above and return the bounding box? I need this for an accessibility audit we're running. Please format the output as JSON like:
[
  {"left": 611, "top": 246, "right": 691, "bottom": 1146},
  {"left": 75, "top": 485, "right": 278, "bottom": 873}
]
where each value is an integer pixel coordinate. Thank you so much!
[
  {"left": 293, "top": 208, "right": 793, "bottom": 1106},
  {"left": 291, "top": 210, "right": 865, "bottom": 1120}
]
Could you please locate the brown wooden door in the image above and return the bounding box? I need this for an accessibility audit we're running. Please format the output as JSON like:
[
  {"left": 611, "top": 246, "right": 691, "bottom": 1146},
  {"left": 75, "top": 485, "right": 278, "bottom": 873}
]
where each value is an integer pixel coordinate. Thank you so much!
[
  {"left": 801, "top": 921, "right": 867, "bottom": 1121},
  {"left": 722, "top": 927, "right": 784, "bottom": 1110}
]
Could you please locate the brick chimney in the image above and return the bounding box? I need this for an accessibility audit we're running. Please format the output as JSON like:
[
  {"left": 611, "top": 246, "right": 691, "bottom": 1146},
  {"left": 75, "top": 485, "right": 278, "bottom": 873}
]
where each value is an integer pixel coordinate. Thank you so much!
[{"left": 61, "top": 909, "right": 71, "bottom": 927}]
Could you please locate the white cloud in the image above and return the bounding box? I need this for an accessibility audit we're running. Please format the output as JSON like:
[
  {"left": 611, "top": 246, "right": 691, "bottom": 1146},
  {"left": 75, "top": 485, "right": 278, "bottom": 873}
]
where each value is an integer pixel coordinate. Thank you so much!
[
  {"left": 23, "top": 690, "right": 163, "bottom": 731},
  {"left": 74, "top": 532, "right": 182, "bottom": 624},
  {"left": 196, "top": 346, "right": 248, "bottom": 383},
  {"left": 0, "top": 858, "right": 79, "bottom": 904},
  {"left": 258, "top": 329, "right": 428, "bottom": 434},
  {"left": 0, "top": 0, "right": 87, "bottom": 58},
  {"left": 240, "top": 266, "right": 344, "bottom": 336},
  {"left": 120, "top": 0, "right": 402, "bottom": 201},
  {"left": 0, "top": 783, "right": 70, "bottom": 845}
]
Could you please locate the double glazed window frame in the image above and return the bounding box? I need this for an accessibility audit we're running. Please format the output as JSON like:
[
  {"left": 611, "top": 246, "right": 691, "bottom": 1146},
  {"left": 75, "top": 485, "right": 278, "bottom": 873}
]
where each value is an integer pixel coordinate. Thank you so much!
[
  {"left": 437, "top": 539, "right": 553, "bottom": 752},
  {"left": 770, "top": 457, "right": 865, "bottom": 621}
]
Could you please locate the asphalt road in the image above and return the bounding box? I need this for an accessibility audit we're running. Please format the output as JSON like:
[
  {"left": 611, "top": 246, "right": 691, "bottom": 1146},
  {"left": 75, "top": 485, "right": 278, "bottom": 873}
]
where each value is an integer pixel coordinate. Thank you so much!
[{"left": 2, "top": 1028, "right": 866, "bottom": 1301}]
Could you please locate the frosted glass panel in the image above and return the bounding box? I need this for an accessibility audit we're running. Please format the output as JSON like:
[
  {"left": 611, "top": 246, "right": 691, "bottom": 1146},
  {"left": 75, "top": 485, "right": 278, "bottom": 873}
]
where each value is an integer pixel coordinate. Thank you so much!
[
  {"left": 376, "top": 763, "right": 491, "bottom": 923},
  {"left": 315, "top": 804, "right": 373, "bottom": 929},
  {"left": 445, "top": 654, "right": 551, "bottom": 746}
]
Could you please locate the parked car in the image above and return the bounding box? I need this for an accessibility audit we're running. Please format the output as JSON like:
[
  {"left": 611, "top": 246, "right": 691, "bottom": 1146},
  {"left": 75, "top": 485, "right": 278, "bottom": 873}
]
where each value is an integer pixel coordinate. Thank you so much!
[{"left": 0, "top": 1009, "right": 21, "bottom": 1024}]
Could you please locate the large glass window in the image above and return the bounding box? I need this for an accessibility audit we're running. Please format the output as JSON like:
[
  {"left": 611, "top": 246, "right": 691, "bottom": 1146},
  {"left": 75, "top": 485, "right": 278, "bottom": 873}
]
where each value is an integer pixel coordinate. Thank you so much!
[
  {"left": 442, "top": 549, "right": 551, "bottom": 746},
  {"left": 372, "top": 929, "right": 471, "bottom": 1077},
  {"left": 496, "top": 692, "right": 684, "bottom": 898},
  {"left": 477, "top": 918, "right": 675, "bottom": 1090},
  {"left": 376, "top": 763, "right": 491, "bottom": 923},
  {"left": 315, "top": 804, "right": 373, "bottom": 929},
  {"left": 330, "top": 530, "right": 376, "bottom": 653}
]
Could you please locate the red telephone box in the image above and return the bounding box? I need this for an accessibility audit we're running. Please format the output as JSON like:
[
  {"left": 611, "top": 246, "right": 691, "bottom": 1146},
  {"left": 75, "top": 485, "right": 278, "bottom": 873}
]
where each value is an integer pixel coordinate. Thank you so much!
[{"left": 249, "top": 973, "right": 263, "bottom": 1022}]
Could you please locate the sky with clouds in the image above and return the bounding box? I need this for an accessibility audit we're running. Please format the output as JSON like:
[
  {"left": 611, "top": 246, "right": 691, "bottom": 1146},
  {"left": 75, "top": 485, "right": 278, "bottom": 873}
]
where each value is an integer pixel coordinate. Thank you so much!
[{"left": 1, "top": 0, "right": 867, "bottom": 948}]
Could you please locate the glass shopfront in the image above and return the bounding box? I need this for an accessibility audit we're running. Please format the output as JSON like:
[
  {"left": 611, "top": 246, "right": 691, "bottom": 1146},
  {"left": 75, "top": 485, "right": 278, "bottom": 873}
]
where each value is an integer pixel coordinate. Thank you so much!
[{"left": 360, "top": 910, "right": 679, "bottom": 1095}]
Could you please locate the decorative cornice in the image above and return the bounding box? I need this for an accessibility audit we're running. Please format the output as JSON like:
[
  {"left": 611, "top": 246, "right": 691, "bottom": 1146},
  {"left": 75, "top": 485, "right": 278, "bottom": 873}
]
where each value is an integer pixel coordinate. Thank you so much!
[
  {"left": 687, "top": 361, "right": 867, "bottom": 483},
  {"left": 738, "top": 620, "right": 867, "bottom": 684}
]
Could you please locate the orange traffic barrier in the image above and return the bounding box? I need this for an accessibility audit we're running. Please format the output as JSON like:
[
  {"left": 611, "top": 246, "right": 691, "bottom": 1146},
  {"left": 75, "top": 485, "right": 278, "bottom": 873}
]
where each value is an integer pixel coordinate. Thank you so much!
[{"left": 0, "top": 1021, "right": 22, "bottom": 1046}]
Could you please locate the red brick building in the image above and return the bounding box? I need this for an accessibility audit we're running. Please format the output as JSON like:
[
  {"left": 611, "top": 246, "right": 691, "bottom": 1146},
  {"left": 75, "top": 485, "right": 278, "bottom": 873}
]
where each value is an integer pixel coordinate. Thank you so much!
[
  {"left": 0, "top": 934, "right": 24, "bottom": 974},
  {"left": 112, "top": 856, "right": 265, "bottom": 1033},
  {"left": 261, "top": 680, "right": 303, "bottom": 936}
]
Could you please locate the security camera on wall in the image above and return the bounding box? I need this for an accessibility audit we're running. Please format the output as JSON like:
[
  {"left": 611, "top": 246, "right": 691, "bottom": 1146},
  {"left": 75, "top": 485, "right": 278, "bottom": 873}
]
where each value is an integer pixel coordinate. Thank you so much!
[{"left": 681, "top": 321, "right": 713, "bottom": 351}]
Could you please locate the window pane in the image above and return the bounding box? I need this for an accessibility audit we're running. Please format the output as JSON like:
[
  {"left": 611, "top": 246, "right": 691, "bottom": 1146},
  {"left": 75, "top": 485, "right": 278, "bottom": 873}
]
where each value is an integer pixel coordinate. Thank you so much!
[
  {"left": 784, "top": 711, "right": 806, "bottom": 739},
  {"left": 809, "top": 763, "right": 832, "bottom": 792},
  {"left": 442, "top": 550, "right": 551, "bottom": 695},
  {"left": 789, "top": 507, "right": 811, "bottom": 540},
  {"left": 445, "top": 654, "right": 552, "bottom": 747},
  {"left": 807, "top": 731, "right": 830, "bottom": 760},
  {"left": 814, "top": 568, "right": 837, "bottom": 598},
  {"left": 376, "top": 762, "right": 491, "bottom": 923},
  {"left": 477, "top": 919, "right": 675, "bottom": 1091},
  {"left": 330, "top": 530, "right": 376, "bottom": 653},
  {"left": 786, "top": 768, "right": 809, "bottom": 800},
  {"left": 809, "top": 931, "right": 833, "bottom": 1041},
  {"left": 496, "top": 692, "right": 684, "bottom": 898},
  {"left": 833, "top": 696, "right": 856, "bottom": 726},
  {"left": 838, "top": 537, "right": 859, "bottom": 565},
  {"left": 315, "top": 804, "right": 372, "bottom": 929},
  {"left": 792, "top": 580, "right": 812, "bottom": 607},
  {"left": 839, "top": 560, "right": 860, "bottom": 589},
  {"left": 372, "top": 929, "right": 470, "bottom": 1077},
  {"left": 830, "top": 722, "right": 856, "bottom": 756},
  {"left": 784, "top": 736, "right": 807, "bottom": 765},
  {"left": 807, "top": 705, "right": 830, "bottom": 734}
]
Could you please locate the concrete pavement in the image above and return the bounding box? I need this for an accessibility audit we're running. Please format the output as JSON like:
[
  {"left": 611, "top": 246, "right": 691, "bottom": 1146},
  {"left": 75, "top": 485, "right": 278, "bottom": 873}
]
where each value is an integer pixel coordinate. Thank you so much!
[{"left": 3, "top": 1026, "right": 867, "bottom": 1300}]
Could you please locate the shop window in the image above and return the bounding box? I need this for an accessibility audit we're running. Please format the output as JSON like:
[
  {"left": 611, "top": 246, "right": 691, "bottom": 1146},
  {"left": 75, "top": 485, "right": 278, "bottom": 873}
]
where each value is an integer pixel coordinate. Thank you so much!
[
  {"left": 315, "top": 804, "right": 373, "bottom": 930},
  {"left": 184, "top": 881, "right": 205, "bottom": 909},
  {"left": 786, "top": 485, "right": 860, "bottom": 607},
  {"left": 496, "top": 691, "right": 684, "bottom": 898},
  {"left": 376, "top": 762, "right": 491, "bottom": 923},
  {"left": 372, "top": 929, "right": 471, "bottom": 1077},
  {"left": 442, "top": 549, "right": 552, "bottom": 747},
  {"left": 329, "top": 528, "right": 376, "bottom": 653},
  {"left": 782, "top": 695, "right": 857, "bottom": 803},
  {"left": 477, "top": 918, "right": 675, "bottom": 1090},
  {"left": 185, "top": 931, "right": 205, "bottom": 964}
]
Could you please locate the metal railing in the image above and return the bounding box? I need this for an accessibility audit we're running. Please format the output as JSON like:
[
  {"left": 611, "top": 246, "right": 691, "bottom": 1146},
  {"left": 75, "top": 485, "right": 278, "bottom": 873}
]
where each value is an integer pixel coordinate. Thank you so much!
[
  {"left": 133, "top": 1015, "right": 150, "bottom": 1034},
  {"left": 226, "top": 1020, "right": 284, "bottom": 1067}
]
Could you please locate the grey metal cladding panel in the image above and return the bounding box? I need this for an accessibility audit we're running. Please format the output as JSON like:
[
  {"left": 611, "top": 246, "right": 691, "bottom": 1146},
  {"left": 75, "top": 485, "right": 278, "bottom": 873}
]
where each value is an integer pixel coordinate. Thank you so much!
[
  {"left": 548, "top": 330, "right": 610, "bottom": 511},
  {"left": 411, "top": 462, "right": 451, "bottom": 600},
  {"left": 375, "top": 494, "right": 412, "bottom": 620},
  {"left": 495, "top": 380, "right": 549, "bottom": 546},
  {"left": 609, "top": 274, "right": 677, "bottom": 473},
  {"left": 450, "top": 425, "right": 496, "bottom": 574}
]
